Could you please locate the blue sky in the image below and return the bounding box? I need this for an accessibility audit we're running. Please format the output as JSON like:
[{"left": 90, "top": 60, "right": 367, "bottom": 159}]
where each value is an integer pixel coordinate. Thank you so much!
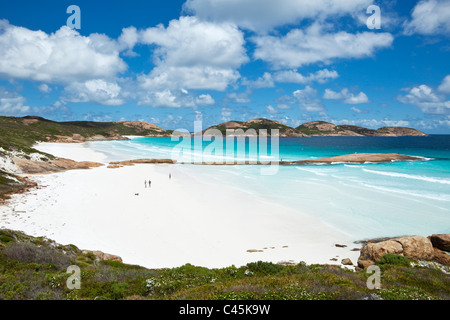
[{"left": 0, "top": 0, "right": 449, "bottom": 133}]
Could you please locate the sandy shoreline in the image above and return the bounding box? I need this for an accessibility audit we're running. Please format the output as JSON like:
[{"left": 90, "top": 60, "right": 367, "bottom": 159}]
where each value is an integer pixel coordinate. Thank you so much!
[{"left": 0, "top": 142, "right": 362, "bottom": 269}]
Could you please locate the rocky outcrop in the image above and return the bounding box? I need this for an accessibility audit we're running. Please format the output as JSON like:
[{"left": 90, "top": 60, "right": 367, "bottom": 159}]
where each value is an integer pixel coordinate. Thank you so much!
[
  {"left": 341, "top": 258, "right": 353, "bottom": 266},
  {"left": 429, "top": 234, "right": 450, "bottom": 252},
  {"left": 290, "top": 153, "right": 421, "bottom": 165},
  {"left": 185, "top": 153, "right": 421, "bottom": 166},
  {"left": 82, "top": 250, "right": 123, "bottom": 262},
  {"left": 107, "top": 159, "right": 176, "bottom": 169},
  {"left": 433, "top": 248, "right": 450, "bottom": 266},
  {"left": 376, "top": 127, "right": 428, "bottom": 137},
  {"left": 102, "top": 153, "right": 420, "bottom": 168},
  {"left": 203, "top": 118, "right": 303, "bottom": 137},
  {"left": 115, "top": 120, "right": 166, "bottom": 134},
  {"left": 12, "top": 157, "right": 103, "bottom": 174},
  {"left": 296, "top": 121, "right": 428, "bottom": 137},
  {"left": 48, "top": 134, "right": 129, "bottom": 143},
  {"left": 358, "top": 235, "right": 449, "bottom": 268}
]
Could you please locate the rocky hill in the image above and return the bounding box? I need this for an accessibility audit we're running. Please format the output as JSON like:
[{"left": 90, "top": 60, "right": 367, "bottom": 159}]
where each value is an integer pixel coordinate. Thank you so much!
[
  {"left": 296, "top": 121, "right": 428, "bottom": 137},
  {"left": 203, "top": 118, "right": 306, "bottom": 137},
  {"left": 204, "top": 119, "right": 427, "bottom": 137}
]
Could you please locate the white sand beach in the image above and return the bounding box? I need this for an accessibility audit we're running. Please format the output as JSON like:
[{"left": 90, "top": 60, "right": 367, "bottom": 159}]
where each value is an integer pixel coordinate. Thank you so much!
[{"left": 0, "top": 142, "right": 362, "bottom": 269}]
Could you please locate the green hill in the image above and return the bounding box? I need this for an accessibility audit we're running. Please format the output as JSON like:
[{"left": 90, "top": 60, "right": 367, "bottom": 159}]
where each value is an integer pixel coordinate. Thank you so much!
[{"left": 0, "top": 116, "right": 168, "bottom": 155}]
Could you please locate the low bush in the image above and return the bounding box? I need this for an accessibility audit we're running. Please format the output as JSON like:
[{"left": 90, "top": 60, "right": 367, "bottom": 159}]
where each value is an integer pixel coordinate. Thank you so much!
[
  {"left": 2, "top": 242, "right": 73, "bottom": 270},
  {"left": 376, "top": 254, "right": 411, "bottom": 267},
  {"left": 246, "top": 261, "right": 285, "bottom": 276}
]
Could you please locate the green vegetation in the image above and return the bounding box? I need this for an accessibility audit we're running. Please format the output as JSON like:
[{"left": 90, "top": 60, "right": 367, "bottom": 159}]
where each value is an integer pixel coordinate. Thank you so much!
[
  {"left": 296, "top": 122, "right": 378, "bottom": 136},
  {"left": 376, "top": 254, "right": 412, "bottom": 268},
  {"left": 212, "top": 119, "right": 293, "bottom": 136},
  {"left": 0, "top": 170, "right": 26, "bottom": 201},
  {"left": 296, "top": 121, "right": 335, "bottom": 136},
  {"left": 0, "top": 116, "right": 168, "bottom": 155},
  {"left": 0, "top": 229, "right": 448, "bottom": 300},
  {"left": 246, "top": 119, "right": 292, "bottom": 132}
]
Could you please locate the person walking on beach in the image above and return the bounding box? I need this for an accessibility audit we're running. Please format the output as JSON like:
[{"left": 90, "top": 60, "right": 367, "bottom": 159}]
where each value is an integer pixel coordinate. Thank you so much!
[
  {"left": 144, "top": 180, "right": 147, "bottom": 188},
  {"left": 149, "top": 179, "right": 152, "bottom": 188},
  {"left": 169, "top": 173, "right": 171, "bottom": 180}
]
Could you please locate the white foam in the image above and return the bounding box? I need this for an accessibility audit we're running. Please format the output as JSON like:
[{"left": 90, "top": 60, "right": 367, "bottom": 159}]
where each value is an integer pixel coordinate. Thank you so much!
[
  {"left": 361, "top": 183, "right": 450, "bottom": 202},
  {"left": 363, "top": 168, "right": 450, "bottom": 185},
  {"left": 295, "top": 167, "right": 328, "bottom": 176}
]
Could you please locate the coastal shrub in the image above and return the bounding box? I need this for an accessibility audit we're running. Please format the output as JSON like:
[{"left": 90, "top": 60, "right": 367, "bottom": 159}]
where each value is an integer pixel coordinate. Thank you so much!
[
  {"left": 376, "top": 254, "right": 411, "bottom": 267},
  {"left": 215, "top": 291, "right": 256, "bottom": 300},
  {"left": 378, "top": 287, "right": 437, "bottom": 300},
  {"left": 246, "top": 261, "right": 285, "bottom": 276},
  {"left": 100, "top": 260, "right": 127, "bottom": 269},
  {"left": 0, "top": 231, "right": 14, "bottom": 244},
  {"left": 79, "top": 281, "right": 131, "bottom": 300},
  {"left": 219, "top": 265, "right": 242, "bottom": 279},
  {"left": 2, "top": 242, "right": 72, "bottom": 270}
]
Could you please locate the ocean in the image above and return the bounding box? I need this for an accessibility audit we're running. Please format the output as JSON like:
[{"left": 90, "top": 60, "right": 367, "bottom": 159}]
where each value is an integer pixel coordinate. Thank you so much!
[{"left": 84, "top": 135, "right": 450, "bottom": 241}]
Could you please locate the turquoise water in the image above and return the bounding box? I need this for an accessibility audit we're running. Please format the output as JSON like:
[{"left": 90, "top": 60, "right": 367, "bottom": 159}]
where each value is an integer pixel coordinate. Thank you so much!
[{"left": 88, "top": 135, "right": 450, "bottom": 240}]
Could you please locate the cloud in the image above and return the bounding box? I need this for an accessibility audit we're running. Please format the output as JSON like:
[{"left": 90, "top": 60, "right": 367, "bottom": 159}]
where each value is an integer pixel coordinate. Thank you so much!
[
  {"left": 242, "top": 72, "right": 274, "bottom": 89},
  {"left": 415, "top": 117, "right": 450, "bottom": 130},
  {"left": 438, "top": 75, "right": 450, "bottom": 94},
  {"left": 403, "top": 0, "right": 450, "bottom": 36},
  {"left": 273, "top": 68, "right": 338, "bottom": 84},
  {"left": 82, "top": 112, "right": 113, "bottom": 122},
  {"left": 266, "top": 105, "right": 278, "bottom": 114},
  {"left": 350, "top": 106, "right": 369, "bottom": 114},
  {"left": 221, "top": 107, "right": 233, "bottom": 121},
  {"left": 293, "top": 86, "right": 324, "bottom": 112},
  {"left": 0, "top": 88, "right": 30, "bottom": 115},
  {"left": 0, "top": 20, "right": 127, "bottom": 83},
  {"left": 63, "top": 79, "right": 125, "bottom": 106},
  {"left": 252, "top": 23, "right": 394, "bottom": 69},
  {"left": 277, "top": 104, "right": 291, "bottom": 110},
  {"left": 38, "top": 83, "right": 52, "bottom": 93},
  {"left": 183, "top": 0, "right": 373, "bottom": 32},
  {"left": 324, "top": 88, "right": 369, "bottom": 104},
  {"left": 0, "top": 87, "right": 69, "bottom": 117},
  {"left": 118, "top": 26, "right": 139, "bottom": 56},
  {"left": 195, "top": 94, "right": 215, "bottom": 106},
  {"left": 333, "top": 119, "right": 410, "bottom": 129},
  {"left": 138, "top": 16, "right": 248, "bottom": 93},
  {"left": 138, "top": 89, "right": 196, "bottom": 108},
  {"left": 226, "top": 92, "right": 251, "bottom": 103},
  {"left": 398, "top": 84, "right": 450, "bottom": 114}
]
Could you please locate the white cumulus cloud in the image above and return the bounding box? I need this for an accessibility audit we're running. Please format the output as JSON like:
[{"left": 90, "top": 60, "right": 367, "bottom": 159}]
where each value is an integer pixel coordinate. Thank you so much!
[
  {"left": 138, "top": 16, "right": 248, "bottom": 93},
  {"left": 398, "top": 84, "right": 450, "bottom": 115},
  {"left": 438, "top": 75, "right": 450, "bottom": 94},
  {"left": 0, "top": 20, "right": 127, "bottom": 84},
  {"left": 0, "top": 88, "right": 30, "bottom": 115},
  {"left": 293, "top": 86, "right": 324, "bottom": 112},
  {"left": 195, "top": 94, "right": 215, "bottom": 106},
  {"left": 273, "top": 68, "right": 339, "bottom": 84},
  {"left": 63, "top": 79, "right": 125, "bottom": 106},
  {"left": 183, "top": 0, "right": 373, "bottom": 32},
  {"left": 403, "top": 0, "right": 450, "bottom": 36},
  {"left": 252, "top": 23, "right": 394, "bottom": 69},
  {"left": 324, "top": 88, "right": 369, "bottom": 104}
]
